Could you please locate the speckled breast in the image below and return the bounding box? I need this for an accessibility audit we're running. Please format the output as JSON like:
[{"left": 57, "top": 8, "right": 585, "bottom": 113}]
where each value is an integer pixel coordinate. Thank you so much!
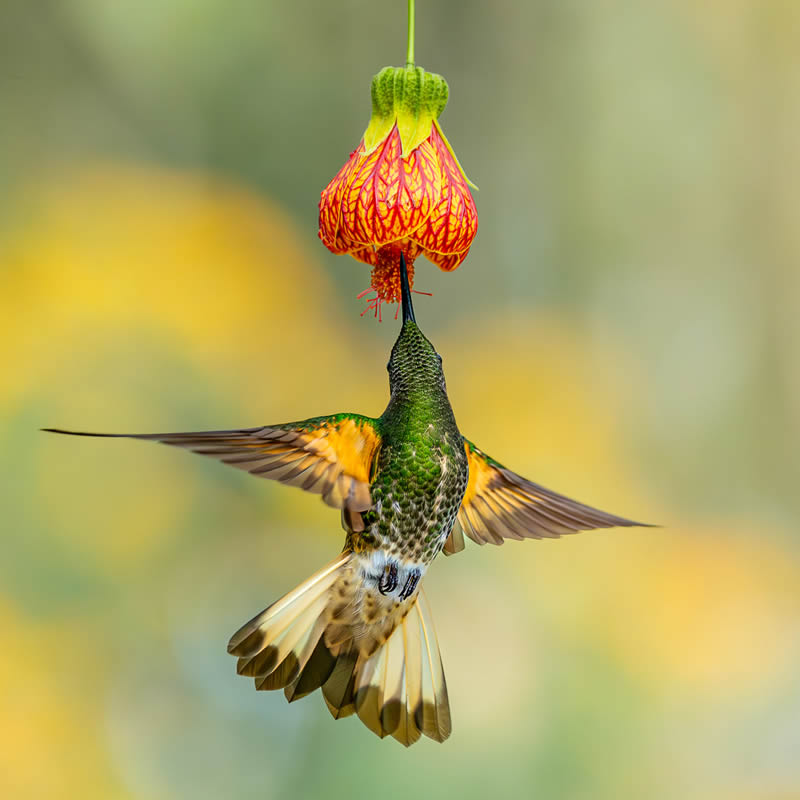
[{"left": 368, "top": 425, "right": 469, "bottom": 566}]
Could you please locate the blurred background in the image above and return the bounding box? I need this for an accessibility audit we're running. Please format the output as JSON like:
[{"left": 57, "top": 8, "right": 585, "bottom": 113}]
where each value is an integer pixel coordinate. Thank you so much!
[{"left": 2, "top": 1, "right": 799, "bottom": 798}]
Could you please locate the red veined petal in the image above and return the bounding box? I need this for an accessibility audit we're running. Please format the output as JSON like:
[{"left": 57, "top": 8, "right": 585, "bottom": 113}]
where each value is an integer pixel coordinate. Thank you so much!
[
  {"left": 339, "top": 126, "right": 442, "bottom": 249},
  {"left": 318, "top": 142, "right": 367, "bottom": 254},
  {"left": 411, "top": 125, "right": 478, "bottom": 267}
]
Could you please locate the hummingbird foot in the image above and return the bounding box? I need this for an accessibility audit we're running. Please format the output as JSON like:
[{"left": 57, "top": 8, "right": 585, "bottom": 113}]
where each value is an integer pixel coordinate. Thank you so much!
[
  {"left": 398, "top": 569, "right": 421, "bottom": 601},
  {"left": 378, "top": 561, "right": 421, "bottom": 600},
  {"left": 365, "top": 553, "right": 426, "bottom": 603},
  {"left": 378, "top": 562, "right": 399, "bottom": 595}
]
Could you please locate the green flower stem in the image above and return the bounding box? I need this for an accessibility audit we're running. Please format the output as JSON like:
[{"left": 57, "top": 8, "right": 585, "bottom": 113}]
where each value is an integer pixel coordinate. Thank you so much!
[{"left": 406, "top": 0, "right": 415, "bottom": 69}]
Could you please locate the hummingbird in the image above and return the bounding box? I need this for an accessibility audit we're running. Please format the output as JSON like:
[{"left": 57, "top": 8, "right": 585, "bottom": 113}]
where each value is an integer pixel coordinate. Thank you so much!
[{"left": 45, "top": 254, "right": 648, "bottom": 746}]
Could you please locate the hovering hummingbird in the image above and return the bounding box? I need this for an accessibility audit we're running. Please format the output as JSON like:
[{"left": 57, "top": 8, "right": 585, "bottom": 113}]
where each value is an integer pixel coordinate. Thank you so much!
[{"left": 45, "top": 254, "right": 648, "bottom": 746}]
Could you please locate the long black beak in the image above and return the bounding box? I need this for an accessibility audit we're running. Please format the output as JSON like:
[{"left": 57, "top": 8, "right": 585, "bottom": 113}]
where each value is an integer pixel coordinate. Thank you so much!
[{"left": 399, "top": 251, "right": 416, "bottom": 325}]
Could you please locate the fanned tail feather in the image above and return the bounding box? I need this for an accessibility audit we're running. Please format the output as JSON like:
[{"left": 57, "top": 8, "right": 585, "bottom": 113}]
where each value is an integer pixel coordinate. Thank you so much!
[{"left": 227, "top": 553, "right": 450, "bottom": 746}]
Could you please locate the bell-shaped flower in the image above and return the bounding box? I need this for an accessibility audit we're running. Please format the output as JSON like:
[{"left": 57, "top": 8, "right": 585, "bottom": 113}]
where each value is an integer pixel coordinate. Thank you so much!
[{"left": 319, "top": 66, "right": 477, "bottom": 317}]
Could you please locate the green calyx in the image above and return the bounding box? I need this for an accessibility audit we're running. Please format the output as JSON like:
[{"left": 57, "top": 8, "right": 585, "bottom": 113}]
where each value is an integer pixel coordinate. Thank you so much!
[{"left": 363, "top": 66, "right": 449, "bottom": 156}]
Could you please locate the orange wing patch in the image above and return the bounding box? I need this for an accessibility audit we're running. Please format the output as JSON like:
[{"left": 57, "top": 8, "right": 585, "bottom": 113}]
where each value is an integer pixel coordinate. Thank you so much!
[
  {"left": 310, "top": 417, "right": 377, "bottom": 487},
  {"left": 456, "top": 439, "right": 649, "bottom": 548}
]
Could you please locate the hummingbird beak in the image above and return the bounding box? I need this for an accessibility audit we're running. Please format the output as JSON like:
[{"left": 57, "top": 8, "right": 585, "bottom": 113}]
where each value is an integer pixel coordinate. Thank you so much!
[{"left": 400, "top": 251, "right": 416, "bottom": 325}]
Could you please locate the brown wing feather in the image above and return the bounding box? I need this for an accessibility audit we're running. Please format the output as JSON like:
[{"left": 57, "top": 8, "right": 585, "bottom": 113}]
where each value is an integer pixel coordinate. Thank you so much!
[
  {"left": 43, "top": 415, "right": 380, "bottom": 514},
  {"left": 458, "top": 439, "right": 652, "bottom": 547}
]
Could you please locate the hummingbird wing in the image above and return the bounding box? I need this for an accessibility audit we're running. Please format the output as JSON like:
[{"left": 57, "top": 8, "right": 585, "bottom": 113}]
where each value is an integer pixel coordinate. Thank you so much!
[
  {"left": 448, "top": 439, "right": 650, "bottom": 552},
  {"left": 44, "top": 414, "right": 380, "bottom": 513}
]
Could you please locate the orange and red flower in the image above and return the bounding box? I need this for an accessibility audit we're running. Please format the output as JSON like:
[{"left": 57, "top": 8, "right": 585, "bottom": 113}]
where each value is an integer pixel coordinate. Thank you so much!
[{"left": 319, "top": 66, "right": 478, "bottom": 317}]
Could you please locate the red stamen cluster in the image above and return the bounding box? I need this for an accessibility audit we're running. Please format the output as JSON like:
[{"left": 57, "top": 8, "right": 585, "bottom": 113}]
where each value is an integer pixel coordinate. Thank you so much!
[
  {"left": 356, "top": 245, "right": 431, "bottom": 321},
  {"left": 371, "top": 244, "right": 413, "bottom": 304}
]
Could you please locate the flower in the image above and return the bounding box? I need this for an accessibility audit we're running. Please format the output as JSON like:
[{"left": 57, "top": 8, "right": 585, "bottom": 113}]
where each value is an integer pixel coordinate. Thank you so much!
[{"left": 319, "top": 66, "right": 478, "bottom": 316}]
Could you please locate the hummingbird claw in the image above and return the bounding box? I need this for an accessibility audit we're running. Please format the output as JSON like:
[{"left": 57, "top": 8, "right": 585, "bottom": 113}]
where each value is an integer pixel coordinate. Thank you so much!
[
  {"left": 378, "top": 562, "right": 399, "bottom": 595},
  {"left": 399, "top": 569, "right": 421, "bottom": 600}
]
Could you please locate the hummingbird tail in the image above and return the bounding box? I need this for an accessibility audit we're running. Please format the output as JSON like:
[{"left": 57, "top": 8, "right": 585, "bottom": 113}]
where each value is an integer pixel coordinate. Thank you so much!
[{"left": 227, "top": 552, "right": 451, "bottom": 746}]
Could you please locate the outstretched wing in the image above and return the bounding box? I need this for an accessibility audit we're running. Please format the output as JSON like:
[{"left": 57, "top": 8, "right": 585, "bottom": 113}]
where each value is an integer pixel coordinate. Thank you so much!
[
  {"left": 445, "top": 439, "right": 650, "bottom": 553},
  {"left": 44, "top": 414, "right": 381, "bottom": 513}
]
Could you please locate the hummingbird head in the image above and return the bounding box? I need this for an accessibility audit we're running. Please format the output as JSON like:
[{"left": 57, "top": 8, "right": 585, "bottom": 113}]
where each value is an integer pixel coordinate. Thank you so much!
[{"left": 387, "top": 252, "right": 446, "bottom": 396}]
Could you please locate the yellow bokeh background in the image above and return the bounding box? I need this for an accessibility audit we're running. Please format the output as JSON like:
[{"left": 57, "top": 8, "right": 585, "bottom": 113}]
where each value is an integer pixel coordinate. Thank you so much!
[{"left": 2, "top": 2, "right": 799, "bottom": 798}]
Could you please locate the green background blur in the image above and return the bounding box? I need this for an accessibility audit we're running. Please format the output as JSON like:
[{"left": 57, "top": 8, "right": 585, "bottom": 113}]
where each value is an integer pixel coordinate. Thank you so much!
[{"left": 2, "top": 1, "right": 799, "bottom": 798}]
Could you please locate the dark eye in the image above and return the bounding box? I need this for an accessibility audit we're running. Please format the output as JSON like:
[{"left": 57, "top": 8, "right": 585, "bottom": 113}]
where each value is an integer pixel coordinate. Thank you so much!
[{"left": 437, "top": 354, "right": 443, "bottom": 364}]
